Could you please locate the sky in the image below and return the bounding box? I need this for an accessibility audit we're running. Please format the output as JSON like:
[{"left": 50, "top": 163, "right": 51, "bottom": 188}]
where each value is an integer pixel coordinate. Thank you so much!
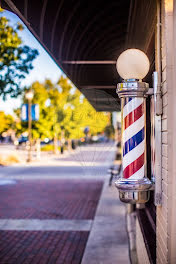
[{"left": 0, "top": 10, "right": 64, "bottom": 114}]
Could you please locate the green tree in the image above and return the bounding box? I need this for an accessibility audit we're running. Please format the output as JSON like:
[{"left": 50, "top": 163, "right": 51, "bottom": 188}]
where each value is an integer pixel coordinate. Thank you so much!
[
  {"left": 14, "top": 81, "right": 55, "bottom": 158},
  {"left": 0, "top": 9, "right": 38, "bottom": 99},
  {"left": 15, "top": 77, "right": 109, "bottom": 155},
  {"left": 0, "top": 111, "right": 14, "bottom": 134},
  {"left": 48, "top": 77, "right": 74, "bottom": 153},
  {"left": 72, "top": 96, "right": 109, "bottom": 139},
  {"left": 29, "top": 81, "right": 53, "bottom": 140},
  {"left": 43, "top": 77, "right": 109, "bottom": 146}
]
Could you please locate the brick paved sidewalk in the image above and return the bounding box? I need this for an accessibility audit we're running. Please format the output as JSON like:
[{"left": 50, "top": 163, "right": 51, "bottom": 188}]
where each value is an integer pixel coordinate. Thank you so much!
[
  {"left": 0, "top": 180, "right": 103, "bottom": 220},
  {"left": 0, "top": 180, "right": 103, "bottom": 264},
  {"left": 0, "top": 142, "right": 120, "bottom": 263},
  {"left": 0, "top": 231, "right": 89, "bottom": 264}
]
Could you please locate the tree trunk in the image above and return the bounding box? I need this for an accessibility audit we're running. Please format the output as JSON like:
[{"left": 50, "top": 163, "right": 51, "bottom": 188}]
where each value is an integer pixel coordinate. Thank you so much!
[
  {"left": 60, "top": 130, "right": 65, "bottom": 154},
  {"left": 53, "top": 134, "right": 58, "bottom": 154},
  {"left": 36, "top": 138, "right": 41, "bottom": 160},
  {"left": 67, "top": 138, "right": 71, "bottom": 151}
]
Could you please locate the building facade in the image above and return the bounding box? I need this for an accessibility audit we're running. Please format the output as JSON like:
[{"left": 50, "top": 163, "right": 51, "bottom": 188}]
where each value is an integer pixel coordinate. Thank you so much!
[
  {"left": 134, "top": 1, "right": 176, "bottom": 263},
  {"left": 1, "top": 0, "right": 176, "bottom": 263}
]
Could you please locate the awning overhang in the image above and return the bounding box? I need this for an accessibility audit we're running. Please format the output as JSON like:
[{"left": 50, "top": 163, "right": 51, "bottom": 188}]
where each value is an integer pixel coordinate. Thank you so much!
[{"left": 1, "top": 0, "right": 156, "bottom": 111}]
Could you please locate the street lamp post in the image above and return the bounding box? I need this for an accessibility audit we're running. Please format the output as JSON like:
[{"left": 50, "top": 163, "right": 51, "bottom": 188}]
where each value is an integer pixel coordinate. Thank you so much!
[{"left": 25, "top": 90, "right": 34, "bottom": 162}]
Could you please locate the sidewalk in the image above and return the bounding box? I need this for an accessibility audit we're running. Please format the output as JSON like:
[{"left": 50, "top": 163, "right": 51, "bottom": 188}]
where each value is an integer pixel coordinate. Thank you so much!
[
  {"left": 0, "top": 143, "right": 130, "bottom": 263},
  {"left": 82, "top": 179, "right": 130, "bottom": 264}
]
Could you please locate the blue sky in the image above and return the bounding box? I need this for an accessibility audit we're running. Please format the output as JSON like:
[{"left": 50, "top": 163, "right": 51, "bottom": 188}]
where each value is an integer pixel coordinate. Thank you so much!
[{"left": 0, "top": 10, "right": 64, "bottom": 114}]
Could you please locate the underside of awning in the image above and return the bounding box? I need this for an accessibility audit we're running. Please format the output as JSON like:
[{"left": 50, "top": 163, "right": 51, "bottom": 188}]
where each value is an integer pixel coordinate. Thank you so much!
[{"left": 1, "top": 0, "right": 156, "bottom": 111}]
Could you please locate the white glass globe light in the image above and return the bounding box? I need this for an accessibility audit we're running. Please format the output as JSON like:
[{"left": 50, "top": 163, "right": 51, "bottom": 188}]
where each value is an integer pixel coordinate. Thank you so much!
[{"left": 116, "top": 49, "right": 150, "bottom": 80}]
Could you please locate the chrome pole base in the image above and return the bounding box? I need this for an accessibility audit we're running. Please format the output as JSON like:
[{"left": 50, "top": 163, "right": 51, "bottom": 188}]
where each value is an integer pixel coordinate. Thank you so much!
[
  {"left": 119, "top": 190, "right": 150, "bottom": 204},
  {"left": 115, "top": 178, "right": 152, "bottom": 204}
]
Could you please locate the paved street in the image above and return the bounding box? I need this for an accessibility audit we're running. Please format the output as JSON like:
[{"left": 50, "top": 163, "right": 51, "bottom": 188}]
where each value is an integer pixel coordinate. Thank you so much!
[
  {"left": 0, "top": 143, "right": 130, "bottom": 264},
  {"left": 0, "top": 143, "right": 115, "bottom": 179}
]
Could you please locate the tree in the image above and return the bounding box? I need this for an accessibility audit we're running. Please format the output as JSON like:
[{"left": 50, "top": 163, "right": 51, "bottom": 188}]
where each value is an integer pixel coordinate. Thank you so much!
[
  {"left": 0, "top": 111, "right": 14, "bottom": 134},
  {"left": 14, "top": 77, "right": 109, "bottom": 156},
  {"left": 13, "top": 81, "right": 55, "bottom": 158},
  {"left": 45, "top": 77, "right": 73, "bottom": 153},
  {"left": 72, "top": 96, "right": 109, "bottom": 139},
  {"left": 0, "top": 9, "right": 38, "bottom": 99},
  {"left": 37, "top": 77, "right": 109, "bottom": 145}
]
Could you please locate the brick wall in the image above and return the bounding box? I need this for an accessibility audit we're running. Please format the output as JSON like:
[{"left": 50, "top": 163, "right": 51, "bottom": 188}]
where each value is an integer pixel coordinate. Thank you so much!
[
  {"left": 136, "top": 1, "right": 173, "bottom": 263},
  {"left": 134, "top": 1, "right": 176, "bottom": 263},
  {"left": 156, "top": 1, "right": 171, "bottom": 263}
]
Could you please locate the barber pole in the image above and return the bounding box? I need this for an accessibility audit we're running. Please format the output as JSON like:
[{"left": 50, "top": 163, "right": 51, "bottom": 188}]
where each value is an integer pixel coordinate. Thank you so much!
[
  {"left": 115, "top": 49, "right": 153, "bottom": 204},
  {"left": 122, "top": 97, "right": 145, "bottom": 180},
  {"left": 115, "top": 80, "right": 152, "bottom": 204}
]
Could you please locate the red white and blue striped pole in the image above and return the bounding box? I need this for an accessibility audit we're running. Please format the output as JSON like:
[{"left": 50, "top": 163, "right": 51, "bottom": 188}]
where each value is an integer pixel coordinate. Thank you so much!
[
  {"left": 115, "top": 49, "right": 152, "bottom": 204},
  {"left": 122, "top": 97, "right": 145, "bottom": 180}
]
